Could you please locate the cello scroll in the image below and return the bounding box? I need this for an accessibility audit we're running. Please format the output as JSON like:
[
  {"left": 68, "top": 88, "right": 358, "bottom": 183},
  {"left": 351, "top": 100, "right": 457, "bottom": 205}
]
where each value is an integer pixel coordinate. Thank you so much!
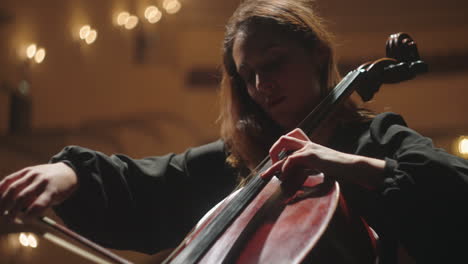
[{"left": 356, "top": 32, "right": 428, "bottom": 101}]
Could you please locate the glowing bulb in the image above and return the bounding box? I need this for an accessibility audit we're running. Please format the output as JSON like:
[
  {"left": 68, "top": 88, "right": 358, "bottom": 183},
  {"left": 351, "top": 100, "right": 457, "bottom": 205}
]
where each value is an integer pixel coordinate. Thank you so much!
[
  {"left": 459, "top": 137, "right": 468, "bottom": 154},
  {"left": 85, "top": 29, "right": 97, "bottom": 44},
  {"left": 26, "top": 44, "right": 37, "bottom": 58},
  {"left": 117, "top": 12, "right": 130, "bottom": 26},
  {"left": 163, "top": 0, "right": 181, "bottom": 14},
  {"left": 147, "top": 10, "right": 162, "bottom": 24},
  {"left": 79, "top": 25, "right": 91, "bottom": 39},
  {"left": 144, "top": 6, "right": 158, "bottom": 19},
  {"left": 19, "top": 233, "right": 29, "bottom": 247},
  {"left": 27, "top": 234, "right": 38, "bottom": 248},
  {"left": 124, "top": 15, "right": 138, "bottom": 29},
  {"left": 162, "top": 0, "right": 172, "bottom": 10},
  {"left": 34, "top": 48, "right": 46, "bottom": 63}
]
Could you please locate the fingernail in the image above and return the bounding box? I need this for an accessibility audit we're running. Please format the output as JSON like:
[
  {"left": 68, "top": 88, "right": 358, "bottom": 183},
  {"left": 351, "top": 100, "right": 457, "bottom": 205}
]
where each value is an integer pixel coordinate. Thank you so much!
[{"left": 260, "top": 172, "right": 271, "bottom": 180}]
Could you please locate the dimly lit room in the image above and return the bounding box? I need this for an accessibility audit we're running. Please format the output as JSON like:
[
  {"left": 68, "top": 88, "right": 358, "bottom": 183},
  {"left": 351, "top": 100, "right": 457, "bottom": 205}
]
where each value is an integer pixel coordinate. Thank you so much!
[{"left": 1, "top": 0, "right": 468, "bottom": 263}]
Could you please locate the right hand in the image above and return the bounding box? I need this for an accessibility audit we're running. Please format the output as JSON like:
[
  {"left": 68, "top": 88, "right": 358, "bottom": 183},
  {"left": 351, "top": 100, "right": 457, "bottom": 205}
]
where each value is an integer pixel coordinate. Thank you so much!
[{"left": 0, "top": 162, "right": 78, "bottom": 221}]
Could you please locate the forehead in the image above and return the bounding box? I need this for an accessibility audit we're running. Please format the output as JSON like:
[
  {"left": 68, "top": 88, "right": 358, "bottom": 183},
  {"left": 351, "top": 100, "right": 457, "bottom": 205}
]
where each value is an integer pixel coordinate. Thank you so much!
[
  {"left": 232, "top": 24, "right": 300, "bottom": 66},
  {"left": 234, "top": 30, "right": 279, "bottom": 57}
]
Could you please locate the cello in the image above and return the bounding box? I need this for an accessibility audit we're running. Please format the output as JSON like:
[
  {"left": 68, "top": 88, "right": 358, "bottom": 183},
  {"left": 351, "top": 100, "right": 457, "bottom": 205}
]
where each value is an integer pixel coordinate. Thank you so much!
[
  {"left": 161, "top": 32, "right": 427, "bottom": 264},
  {"left": 4, "top": 32, "right": 427, "bottom": 264}
]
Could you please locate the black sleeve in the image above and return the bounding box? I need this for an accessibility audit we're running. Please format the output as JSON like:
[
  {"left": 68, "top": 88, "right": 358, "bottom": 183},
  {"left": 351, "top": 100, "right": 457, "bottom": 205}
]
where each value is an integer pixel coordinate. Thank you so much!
[
  {"left": 50, "top": 140, "right": 237, "bottom": 254},
  {"left": 357, "top": 112, "right": 468, "bottom": 262}
]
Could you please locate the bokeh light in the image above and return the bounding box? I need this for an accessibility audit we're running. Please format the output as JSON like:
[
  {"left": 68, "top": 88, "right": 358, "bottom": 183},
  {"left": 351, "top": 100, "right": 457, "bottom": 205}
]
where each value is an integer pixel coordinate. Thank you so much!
[
  {"left": 26, "top": 44, "right": 37, "bottom": 59},
  {"left": 124, "top": 15, "right": 139, "bottom": 29},
  {"left": 163, "top": 0, "right": 182, "bottom": 14},
  {"left": 117, "top": 12, "right": 130, "bottom": 26},
  {"left": 79, "top": 25, "right": 91, "bottom": 40},
  {"left": 145, "top": 6, "right": 162, "bottom": 24},
  {"left": 85, "top": 29, "right": 98, "bottom": 44},
  {"left": 458, "top": 137, "right": 468, "bottom": 155},
  {"left": 34, "top": 48, "right": 46, "bottom": 63}
]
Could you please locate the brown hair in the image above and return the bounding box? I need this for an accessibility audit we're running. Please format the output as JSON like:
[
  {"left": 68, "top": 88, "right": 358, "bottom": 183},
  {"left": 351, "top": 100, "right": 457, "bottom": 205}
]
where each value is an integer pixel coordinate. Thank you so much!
[{"left": 218, "top": 0, "right": 367, "bottom": 178}]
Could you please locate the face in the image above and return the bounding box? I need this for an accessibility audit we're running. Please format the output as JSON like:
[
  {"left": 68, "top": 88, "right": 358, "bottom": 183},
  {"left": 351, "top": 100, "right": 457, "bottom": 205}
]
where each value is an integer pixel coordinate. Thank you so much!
[{"left": 232, "top": 23, "right": 322, "bottom": 130}]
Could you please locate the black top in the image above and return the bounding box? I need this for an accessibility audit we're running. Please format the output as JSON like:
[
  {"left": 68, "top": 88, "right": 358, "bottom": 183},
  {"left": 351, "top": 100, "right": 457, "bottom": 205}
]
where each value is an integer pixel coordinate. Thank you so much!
[{"left": 51, "top": 112, "right": 468, "bottom": 263}]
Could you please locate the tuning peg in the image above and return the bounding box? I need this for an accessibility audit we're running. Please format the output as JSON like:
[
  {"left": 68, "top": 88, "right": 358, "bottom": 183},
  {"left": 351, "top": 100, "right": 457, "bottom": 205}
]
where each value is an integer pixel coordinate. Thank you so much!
[{"left": 409, "top": 60, "right": 429, "bottom": 75}]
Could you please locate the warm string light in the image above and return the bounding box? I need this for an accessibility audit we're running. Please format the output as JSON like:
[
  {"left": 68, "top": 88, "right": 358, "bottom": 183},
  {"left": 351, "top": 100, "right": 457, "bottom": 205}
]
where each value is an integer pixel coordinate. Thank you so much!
[
  {"left": 18, "top": 233, "right": 38, "bottom": 248},
  {"left": 460, "top": 139, "right": 468, "bottom": 154},
  {"left": 457, "top": 136, "right": 468, "bottom": 156},
  {"left": 125, "top": 16, "right": 139, "bottom": 29},
  {"left": 25, "top": 43, "right": 46, "bottom": 63},
  {"left": 117, "top": 11, "right": 130, "bottom": 26},
  {"left": 116, "top": 11, "right": 139, "bottom": 30},
  {"left": 79, "top": 25, "right": 98, "bottom": 44},
  {"left": 26, "top": 44, "right": 37, "bottom": 59},
  {"left": 19, "top": 3, "right": 185, "bottom": 64},
  {"left": 115, "top": 2, "right": 182, "bottom": 30},
  {"left": 162, "top": 0, "right": 182, "bottom": 14},
  {"left": 144, "top": 6, "right": 162, "bottom": 24},
  {"left": 34, "top": 48, "right": 46, "bottom": 63}
]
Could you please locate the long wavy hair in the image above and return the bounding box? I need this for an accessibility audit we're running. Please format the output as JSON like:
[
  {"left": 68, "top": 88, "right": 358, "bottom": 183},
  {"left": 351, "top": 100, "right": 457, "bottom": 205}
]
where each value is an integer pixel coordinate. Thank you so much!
[{"left": 219, "top": 0, "right": 369, "bottom": 178}]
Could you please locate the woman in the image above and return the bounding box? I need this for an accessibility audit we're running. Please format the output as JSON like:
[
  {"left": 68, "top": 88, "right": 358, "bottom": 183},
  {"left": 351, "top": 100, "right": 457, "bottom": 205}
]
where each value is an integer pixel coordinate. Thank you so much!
[{"left": 1, "top": 0, "right": 468, "bottom": 263}]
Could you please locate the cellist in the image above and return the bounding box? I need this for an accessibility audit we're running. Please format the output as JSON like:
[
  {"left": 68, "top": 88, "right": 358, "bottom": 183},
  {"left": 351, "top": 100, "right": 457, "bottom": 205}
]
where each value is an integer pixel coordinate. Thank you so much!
[{"left": 1, "top": 0, "right": 468, "bottom": 263}]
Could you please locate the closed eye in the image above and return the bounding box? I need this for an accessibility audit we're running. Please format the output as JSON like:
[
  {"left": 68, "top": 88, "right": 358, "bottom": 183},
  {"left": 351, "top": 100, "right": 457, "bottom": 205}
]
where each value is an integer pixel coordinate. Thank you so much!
[{"left": 260, "top": 56, "right": 285, "bottom": 75}]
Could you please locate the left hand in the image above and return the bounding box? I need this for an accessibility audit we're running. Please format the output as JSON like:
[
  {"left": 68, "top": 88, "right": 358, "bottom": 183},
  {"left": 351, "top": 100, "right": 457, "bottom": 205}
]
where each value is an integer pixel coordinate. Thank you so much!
[{"left": 260, "top": 128, "right": 386, "bottom": 190}]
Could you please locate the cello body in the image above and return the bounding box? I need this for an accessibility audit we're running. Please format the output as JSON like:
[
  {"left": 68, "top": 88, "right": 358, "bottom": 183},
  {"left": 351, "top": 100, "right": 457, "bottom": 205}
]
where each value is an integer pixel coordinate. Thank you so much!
[{"left": 165, "top": 174, "right": 377, "bottom": 264}]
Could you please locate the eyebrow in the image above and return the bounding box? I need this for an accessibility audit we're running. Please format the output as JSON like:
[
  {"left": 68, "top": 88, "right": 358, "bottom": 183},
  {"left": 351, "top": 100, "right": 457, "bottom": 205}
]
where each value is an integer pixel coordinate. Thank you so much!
[{"left": 237, "top": 45, "right": 287, "bottom": 74}]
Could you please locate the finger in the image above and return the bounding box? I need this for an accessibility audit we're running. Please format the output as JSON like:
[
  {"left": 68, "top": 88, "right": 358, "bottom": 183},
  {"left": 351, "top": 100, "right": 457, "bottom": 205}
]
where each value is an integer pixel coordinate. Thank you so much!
[
  {"left": 0, "top": 171, "right": 38, "bottom": 216},
  {"left": 6, "top": 179, "right": 47, "bottom": 221},
  {"left": 285, "top": 128, "right": 310, "bottom": 141},
  {"left": 260, "top": 159, "right": 285, "bottom": 181},
  {"left": 26, "top": 193, "right": 52, "bottom": 218},
  {"left": 269, "top": 135, "right": 307, "bottom": 163},
  {"left": 278, "top": 155, "right": 311, "bottom": 193},
  {"left": 279, "top": 150, "right": 319, "bottom": 180},
  {"left": 281, "top": 152, "right": 311, "bottom": 172},
  {"left": 262, "top": 147, "right": 317, "bottom": 182},
  {"left": 0, "top": 168, "right": 29, "bottom": 194}
]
